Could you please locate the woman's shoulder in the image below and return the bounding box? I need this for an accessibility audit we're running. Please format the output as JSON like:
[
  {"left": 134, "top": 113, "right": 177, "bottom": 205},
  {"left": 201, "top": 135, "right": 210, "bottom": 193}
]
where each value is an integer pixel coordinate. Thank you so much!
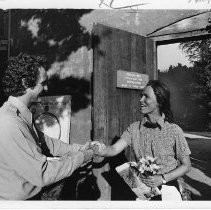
[
  {"left": 131, "top": 121, "right": 141, "bottom": 126},
  {"left": 130, "top": 121, "right": 142, "bottom": 127},
  {"left": 127, "top": 121, "right": 141, "bottom": 131},
  {"left": 166, "top": 122, "right": 184, "bottom": 134}
]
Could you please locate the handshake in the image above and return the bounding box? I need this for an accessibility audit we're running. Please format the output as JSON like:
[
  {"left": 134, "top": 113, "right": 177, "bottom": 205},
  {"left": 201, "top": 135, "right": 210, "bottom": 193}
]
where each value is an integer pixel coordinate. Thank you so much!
[{"left": 80, "top": 141, "right": 107, "bottom": 163}]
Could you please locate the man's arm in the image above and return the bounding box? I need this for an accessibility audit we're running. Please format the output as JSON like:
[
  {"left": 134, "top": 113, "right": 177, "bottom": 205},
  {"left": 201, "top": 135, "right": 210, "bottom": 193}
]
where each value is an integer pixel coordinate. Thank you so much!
[
  {"left": 39, "top": 131, "right": 90, "bottom": 157},
  {"left": 0, "top": 123, "right": 93, "bottom": 187}
]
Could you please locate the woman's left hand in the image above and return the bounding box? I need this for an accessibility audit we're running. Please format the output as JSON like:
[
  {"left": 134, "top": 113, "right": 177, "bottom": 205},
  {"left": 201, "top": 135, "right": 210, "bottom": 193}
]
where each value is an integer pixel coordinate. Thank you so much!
[{"left": 140, "top": 175, "right": 163, "bottom": 188}]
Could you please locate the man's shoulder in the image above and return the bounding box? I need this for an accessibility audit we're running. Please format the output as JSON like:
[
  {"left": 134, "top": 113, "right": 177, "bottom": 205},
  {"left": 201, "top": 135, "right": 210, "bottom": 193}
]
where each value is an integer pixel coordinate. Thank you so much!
[{"left": 0, "top": 103, "right": 18, "bottom": 125}]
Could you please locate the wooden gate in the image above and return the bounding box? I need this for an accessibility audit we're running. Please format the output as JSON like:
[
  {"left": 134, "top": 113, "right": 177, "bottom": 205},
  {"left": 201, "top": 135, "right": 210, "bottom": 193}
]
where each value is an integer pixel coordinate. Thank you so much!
[{"left": 92, "top": 23, "right": 156, "bottom": 200}]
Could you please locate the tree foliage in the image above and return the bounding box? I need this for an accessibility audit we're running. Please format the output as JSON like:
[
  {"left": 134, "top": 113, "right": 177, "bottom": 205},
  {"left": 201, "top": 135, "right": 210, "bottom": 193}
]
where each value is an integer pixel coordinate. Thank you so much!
[
  {"left": 159, "top": 39, "right": 211, "bottom": 131},
  {"left": 179, "top": 39, "right": 211, "bottom": 64},
  {"left": 179, "top": 39, "right": 211, "bottom": 103}
]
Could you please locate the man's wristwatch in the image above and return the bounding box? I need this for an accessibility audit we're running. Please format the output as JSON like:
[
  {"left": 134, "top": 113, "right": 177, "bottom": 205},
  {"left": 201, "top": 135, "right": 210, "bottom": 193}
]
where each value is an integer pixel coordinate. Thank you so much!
[{"left": 161, "top": 174, "right": 167, "bottom": 184}]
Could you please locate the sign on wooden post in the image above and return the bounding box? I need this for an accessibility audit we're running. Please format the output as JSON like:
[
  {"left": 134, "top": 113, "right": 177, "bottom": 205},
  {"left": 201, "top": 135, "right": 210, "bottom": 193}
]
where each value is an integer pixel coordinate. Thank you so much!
[{"left": 117, "top": 70, "right": 149, "bottom": 90}]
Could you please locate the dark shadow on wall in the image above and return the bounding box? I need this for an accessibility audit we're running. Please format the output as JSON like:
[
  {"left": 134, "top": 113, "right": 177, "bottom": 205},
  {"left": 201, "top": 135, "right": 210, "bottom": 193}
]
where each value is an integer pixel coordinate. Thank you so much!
[
  {"left": 1, "top": 9, "right": 93, "bottom": 108},
  {"left": 10, "top": 9, "right": 93, "bottom": 69},
  {"left": 47, "top": 75, "right": 90, "bottom": 114}
]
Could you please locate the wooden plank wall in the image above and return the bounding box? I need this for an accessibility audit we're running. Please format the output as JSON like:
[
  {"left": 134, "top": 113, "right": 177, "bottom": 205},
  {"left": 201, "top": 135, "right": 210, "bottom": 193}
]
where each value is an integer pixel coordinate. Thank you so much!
[{"left": 93, "top": 23, "right": 156, "bottom": 200}]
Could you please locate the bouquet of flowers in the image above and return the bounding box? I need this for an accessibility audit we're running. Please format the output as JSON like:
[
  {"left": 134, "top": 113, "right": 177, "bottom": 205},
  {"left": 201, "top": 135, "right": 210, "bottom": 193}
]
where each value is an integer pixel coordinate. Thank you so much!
[
  {"left": 116, "top": 156, "right": 161, "bottom": 200},
  {"left": 130, "top": 156, "right": 160, "bottom": 177},
  {"left": 129, "top": 156, "right": 161, "bottom": 199}
]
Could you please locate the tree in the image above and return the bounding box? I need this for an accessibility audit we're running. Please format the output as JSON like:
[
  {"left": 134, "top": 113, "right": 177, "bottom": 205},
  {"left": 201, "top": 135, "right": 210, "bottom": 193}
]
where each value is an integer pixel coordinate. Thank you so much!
[
  {"left": 158, "top": 63, "right": 208, "bottom": 131},
  {"left": 179, "top": 40, "right": 211, "bottom": 101},
  {"left": 179, "top": 39, "right": 211, "bottom": 130}
]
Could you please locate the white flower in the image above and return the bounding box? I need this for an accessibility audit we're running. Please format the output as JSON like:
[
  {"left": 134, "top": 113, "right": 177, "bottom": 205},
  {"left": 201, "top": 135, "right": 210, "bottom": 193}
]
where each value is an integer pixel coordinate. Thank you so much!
[
  {"left": 150, "top": 163, "right": 160, "bottom": 170},
  {"left": 139, "top": 157, "right": 147, "bottom": 164},
  {"left": 131, "top": 156, "right": 160, "bottom": 176},
  {"left": 146, "top": 156, "right": 156, "bottom": 163},
  {"left": 138, "top": 166, "right": 145, "bottom": 173},
  {"left": 130, "top": 162, "right": 138, "bottom": 167},
  {"left": 150, "top": 164, "right": 160, "bottom": 174}
]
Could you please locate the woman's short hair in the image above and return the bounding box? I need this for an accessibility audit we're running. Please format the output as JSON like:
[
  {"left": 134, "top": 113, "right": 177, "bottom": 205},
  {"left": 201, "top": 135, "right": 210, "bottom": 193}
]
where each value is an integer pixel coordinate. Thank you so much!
[
  {"left": 146, "top": 80, "right": 174, "bottom": 123},
  {"left": 2, "top": 53, "right": 46, "bottom": 97}
]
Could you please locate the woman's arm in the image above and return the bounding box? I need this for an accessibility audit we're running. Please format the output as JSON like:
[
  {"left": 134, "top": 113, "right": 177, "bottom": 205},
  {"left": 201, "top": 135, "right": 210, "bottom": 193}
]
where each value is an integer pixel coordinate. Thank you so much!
[
  {"left": 141, "top": 155, "right": 191, "bottom": 188},
  {"left": 162, "top": 155, "right": 191, "bottom": 183},
  {"left": 91, "top": 122, "right": 135, "bottom": 157},
  {"left": 91, "top": 138, "right": 128, "bottom": 157}
]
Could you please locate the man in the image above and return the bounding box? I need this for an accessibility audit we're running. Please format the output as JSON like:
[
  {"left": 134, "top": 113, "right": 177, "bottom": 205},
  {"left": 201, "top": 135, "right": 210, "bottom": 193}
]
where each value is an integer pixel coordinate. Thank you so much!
[{"left": 0, "top": 53, "right": 93, "bottom": 200}]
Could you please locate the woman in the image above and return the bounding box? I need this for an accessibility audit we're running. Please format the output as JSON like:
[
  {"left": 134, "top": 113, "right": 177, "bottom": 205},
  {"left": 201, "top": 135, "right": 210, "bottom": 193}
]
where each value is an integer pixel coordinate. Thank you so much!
[{"left": 91, "top": 80, "right": 191, "bottom": 200}]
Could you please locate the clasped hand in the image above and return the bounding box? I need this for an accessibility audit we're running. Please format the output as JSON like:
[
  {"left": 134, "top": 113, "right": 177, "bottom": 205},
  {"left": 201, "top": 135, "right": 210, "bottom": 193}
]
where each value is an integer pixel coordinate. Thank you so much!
[
  {"left": 90, "top": 141, "right": 106, "bottom": 156},
  {"left": 80, "top": 141, "right": 106, "bottom": 159},
  {"left": 140, "top": 174, "right": 163, "bottom": 188},
  {"left": 83, "top": 141, "right": 106, "bottom": 156}
]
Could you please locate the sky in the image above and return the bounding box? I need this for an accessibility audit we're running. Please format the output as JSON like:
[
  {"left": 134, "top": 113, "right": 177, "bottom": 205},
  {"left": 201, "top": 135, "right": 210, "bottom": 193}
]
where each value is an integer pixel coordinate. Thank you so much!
[{"left": 157, "top": 43, "right": 193, "bottom": 72}]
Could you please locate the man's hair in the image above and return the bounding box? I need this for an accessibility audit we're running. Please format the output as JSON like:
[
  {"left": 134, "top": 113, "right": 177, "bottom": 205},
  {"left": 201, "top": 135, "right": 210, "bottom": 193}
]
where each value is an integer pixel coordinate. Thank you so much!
[{"left": 2, "top": 53, "right": 46, "bottom": 97}]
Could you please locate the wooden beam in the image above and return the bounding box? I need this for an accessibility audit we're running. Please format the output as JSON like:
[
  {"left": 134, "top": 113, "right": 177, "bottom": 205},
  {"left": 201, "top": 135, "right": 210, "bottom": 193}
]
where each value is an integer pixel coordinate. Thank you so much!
[{"left": 149, "top": 30, "right": 211, "bottom": 44}]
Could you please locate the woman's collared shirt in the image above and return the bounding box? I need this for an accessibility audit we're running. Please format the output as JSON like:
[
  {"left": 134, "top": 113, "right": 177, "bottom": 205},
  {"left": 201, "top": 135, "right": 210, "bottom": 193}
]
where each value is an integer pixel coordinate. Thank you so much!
[{"left": 121, "top": 117, "right": 191, "bottom": 174}]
